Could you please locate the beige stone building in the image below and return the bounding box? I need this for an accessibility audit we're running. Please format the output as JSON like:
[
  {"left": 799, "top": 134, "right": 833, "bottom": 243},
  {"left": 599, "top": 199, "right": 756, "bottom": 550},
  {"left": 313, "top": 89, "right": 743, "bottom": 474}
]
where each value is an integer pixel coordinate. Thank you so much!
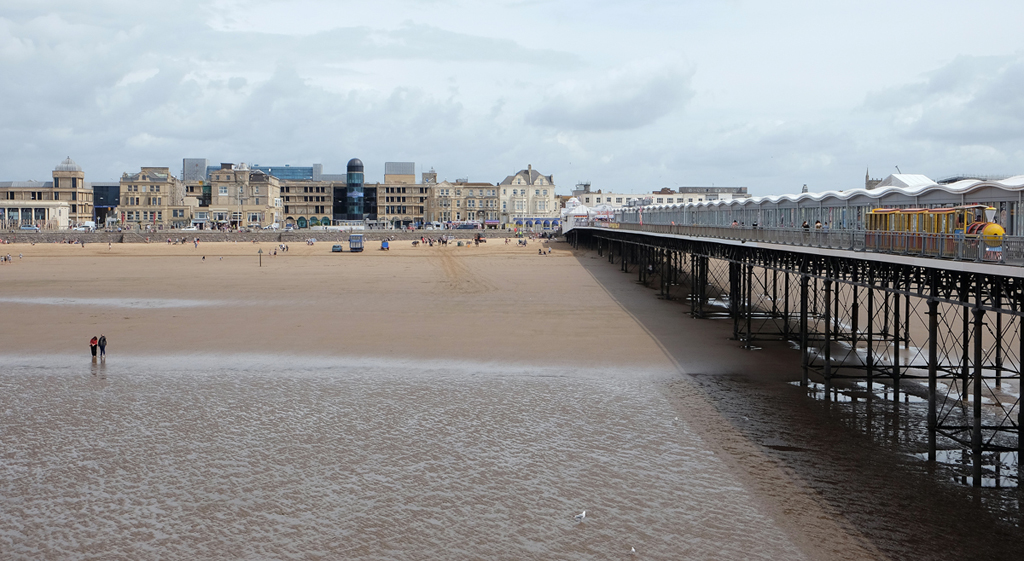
[
  {"left": 118, "top": 167, "right": 193, "bottom": 230},
  {"left": 0, "top": 157, "right": 94, "bottom": 229},
  {"left": 206, "top": 163, "right": 282, "bottom": 228},
  {"left": 280, "top": 180, "right": 335, "bottom": 228},
  {"left": 426, "top": 180, "right": 500, "bottom": 227}
]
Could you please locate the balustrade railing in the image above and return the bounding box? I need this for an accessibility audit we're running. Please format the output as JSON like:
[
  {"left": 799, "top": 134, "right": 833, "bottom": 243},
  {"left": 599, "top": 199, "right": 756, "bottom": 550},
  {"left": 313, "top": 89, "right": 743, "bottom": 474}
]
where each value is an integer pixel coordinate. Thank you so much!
[{"left": 577, "top": 220, "right": 1022, "bottom": 266}]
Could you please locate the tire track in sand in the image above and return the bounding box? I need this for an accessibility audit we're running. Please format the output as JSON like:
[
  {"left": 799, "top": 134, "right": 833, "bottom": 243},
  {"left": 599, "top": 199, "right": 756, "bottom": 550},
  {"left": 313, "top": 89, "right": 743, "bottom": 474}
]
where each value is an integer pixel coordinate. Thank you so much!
[{"left": 433, "top": 248, "right": 496, "bottom": 294}]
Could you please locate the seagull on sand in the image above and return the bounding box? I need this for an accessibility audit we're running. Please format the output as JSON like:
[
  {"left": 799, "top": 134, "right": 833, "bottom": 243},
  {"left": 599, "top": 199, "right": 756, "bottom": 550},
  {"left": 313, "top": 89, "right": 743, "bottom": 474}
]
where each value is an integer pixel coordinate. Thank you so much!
[
  {"left": 574, "top": 510, "right": 586, "bottom": 523},
  {"left": 630, "top": 546, "right": 636, "bottom": 555}
]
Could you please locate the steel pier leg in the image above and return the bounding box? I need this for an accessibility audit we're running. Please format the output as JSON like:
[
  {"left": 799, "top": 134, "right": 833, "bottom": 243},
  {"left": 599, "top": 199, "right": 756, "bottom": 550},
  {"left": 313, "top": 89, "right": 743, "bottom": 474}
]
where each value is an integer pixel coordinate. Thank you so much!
[
  {"left": 801, "top": 274, "right": 810, "bottom": 387},
  {"left": 928, "top": 297, "right": 938, "bottom": 463},
  {"left": 867, "top": 274, "right": 875, "bottom": 394},
  {"left": 995, "top": 281, "right": 1003, "bottom": 388},
  {"left": 962, "top": 285, "right": 970, "bottom": 401},
  {"left": 972, "top": 303, "right": 985, "bottom": 487},
  {"left": 851, "top": 269, "right": 859, "bottom": 350},
  {"left": 745, "top": 264, "right": 753, "bottom": 347},
  {"left": 784, "top": 271, "right": 791, "bottom": 339},
  {"left": 824, "top": 278, "right": 833, "bottom": 397},
  {"left": 894, "top": 284, "right": 902, "bottom": 401}
]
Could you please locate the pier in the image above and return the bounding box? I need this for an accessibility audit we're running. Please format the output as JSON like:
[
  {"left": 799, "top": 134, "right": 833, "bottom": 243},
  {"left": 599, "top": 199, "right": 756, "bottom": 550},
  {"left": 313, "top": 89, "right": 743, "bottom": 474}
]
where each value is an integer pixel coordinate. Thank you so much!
[{"left": 566, "top": 223, "right": 1024, "bottom": 488}]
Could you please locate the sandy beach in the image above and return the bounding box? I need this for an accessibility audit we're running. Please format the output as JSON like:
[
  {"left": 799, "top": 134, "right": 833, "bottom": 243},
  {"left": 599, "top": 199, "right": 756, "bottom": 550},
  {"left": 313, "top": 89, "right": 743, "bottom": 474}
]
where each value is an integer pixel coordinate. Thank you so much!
[{"left": 0, "top": 239, "right": 672, "bottom": 367}]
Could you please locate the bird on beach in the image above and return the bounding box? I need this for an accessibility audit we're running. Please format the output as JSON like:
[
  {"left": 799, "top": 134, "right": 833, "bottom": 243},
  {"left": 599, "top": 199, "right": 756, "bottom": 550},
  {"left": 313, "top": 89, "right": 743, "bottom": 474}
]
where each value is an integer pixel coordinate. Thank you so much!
[
  {"left": 574, "top": 510, "right": 585, "bottom": 523},
  {"left": 630, "top": 546, "right": 636, "bottom": 555}
]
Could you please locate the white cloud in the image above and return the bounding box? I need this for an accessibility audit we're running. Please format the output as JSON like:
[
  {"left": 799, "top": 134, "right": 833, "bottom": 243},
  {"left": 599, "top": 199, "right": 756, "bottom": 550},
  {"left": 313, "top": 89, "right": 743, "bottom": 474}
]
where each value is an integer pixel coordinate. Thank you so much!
[
  {"left": 525, "top": 61, "right": 695, "bottom": 131},
  {"left": 2, "top": 1, "right": 1024, "bottom": 195}
]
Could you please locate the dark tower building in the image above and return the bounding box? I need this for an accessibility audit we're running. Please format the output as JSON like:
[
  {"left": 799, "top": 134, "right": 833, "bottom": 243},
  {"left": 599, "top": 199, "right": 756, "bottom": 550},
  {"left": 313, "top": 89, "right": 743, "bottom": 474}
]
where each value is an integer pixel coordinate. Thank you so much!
[{"left": 334, "top": 158, "right": 367, "bottom": 222}]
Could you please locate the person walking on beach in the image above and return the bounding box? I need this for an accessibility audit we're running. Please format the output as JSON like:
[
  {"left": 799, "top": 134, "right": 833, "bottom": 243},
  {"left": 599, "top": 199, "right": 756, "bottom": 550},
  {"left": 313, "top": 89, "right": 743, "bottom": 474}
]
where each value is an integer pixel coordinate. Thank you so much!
[
  {"left": 89, "top": 336, "right": 98, "bottom": 358},
  {"left": 98, "top": 335, "right": 107, "bottom": 358}
]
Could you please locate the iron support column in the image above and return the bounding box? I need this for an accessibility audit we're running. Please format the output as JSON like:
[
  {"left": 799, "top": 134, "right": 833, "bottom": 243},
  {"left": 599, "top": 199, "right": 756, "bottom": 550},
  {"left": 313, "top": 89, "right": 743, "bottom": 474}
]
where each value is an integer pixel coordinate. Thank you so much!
[
  {"left": 927, "top": 297, "right": 938, "bottom": 462},
  {"left": 972, "top": 303, "right": 985, "bottom": 487},
  {"left": 800, "top": 273, "right": 810, "bottom": 387},
  {"left": 824, "top": 278, "right": 833, "bottom": 396}
]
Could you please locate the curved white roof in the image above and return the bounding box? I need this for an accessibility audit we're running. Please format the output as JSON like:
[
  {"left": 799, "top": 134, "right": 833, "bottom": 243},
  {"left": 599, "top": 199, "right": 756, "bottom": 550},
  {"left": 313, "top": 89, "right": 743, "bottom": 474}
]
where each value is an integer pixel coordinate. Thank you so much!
[{"left": 634, "top": 174, "right": 1024, "bottom": 211}]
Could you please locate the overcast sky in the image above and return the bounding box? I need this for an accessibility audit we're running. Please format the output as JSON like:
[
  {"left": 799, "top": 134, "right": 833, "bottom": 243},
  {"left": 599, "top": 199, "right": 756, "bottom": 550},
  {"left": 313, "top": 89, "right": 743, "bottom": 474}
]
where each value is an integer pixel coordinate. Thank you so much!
[{"left": 2, "top": 0, "right": 1024, "bottom": 195}]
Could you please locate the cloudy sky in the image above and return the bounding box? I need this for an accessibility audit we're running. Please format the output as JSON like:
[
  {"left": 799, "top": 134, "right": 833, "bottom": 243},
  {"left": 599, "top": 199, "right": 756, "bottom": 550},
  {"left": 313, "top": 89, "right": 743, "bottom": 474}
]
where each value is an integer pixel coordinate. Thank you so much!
[{"left": 2, "top": 0, "right": 1024, "bottom": 195}]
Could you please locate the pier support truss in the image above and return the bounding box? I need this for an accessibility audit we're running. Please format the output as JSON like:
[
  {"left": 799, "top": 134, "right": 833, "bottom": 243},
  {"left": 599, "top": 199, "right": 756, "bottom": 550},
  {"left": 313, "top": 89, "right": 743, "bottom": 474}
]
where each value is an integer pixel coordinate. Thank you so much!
[{"left": 569, "top": 228, "right": 1024, "bottom": 487}]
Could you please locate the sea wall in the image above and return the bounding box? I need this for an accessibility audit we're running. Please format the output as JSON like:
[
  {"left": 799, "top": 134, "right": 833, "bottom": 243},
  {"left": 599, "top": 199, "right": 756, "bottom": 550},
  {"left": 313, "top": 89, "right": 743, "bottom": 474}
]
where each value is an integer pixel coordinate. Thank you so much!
[{"left": 0, "top": 229, "right": 549, "bottom": 245}]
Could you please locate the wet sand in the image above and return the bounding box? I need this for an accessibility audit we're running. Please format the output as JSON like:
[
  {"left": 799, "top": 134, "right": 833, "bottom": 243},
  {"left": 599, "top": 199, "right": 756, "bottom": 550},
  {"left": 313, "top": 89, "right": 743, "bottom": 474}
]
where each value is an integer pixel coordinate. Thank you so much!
[
  {"left": 0, "top": 239, "right": 666, "bottom": 366},
  {"left": 3, "top": 239, "right": 1021, "bottom": 559}
]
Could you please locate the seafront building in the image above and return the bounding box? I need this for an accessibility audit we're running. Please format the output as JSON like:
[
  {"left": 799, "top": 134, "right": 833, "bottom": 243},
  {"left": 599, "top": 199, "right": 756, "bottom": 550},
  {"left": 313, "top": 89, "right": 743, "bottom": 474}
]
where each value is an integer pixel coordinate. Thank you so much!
[
  {"left": 650, "top": 186, "right": 749, "bottom": 204},
  {"left": 371, "top": 162, "right": 433, "bottom": 229},
  {"left": 426, "top": 179, "right": 500, "bottom": 227},
  {"left": 118, "top": 167, "right": 193, "bottom": 229},
  {"left": 0, "top": 157, "right": 95, "bottom": 229},
  {"left": 571, "top": 182, "right": 640, "bottom": 208},
  {"left": 498, "top": 165, "right": 560, "bottom": 229},
  {"left": 2, "top": 157, "right": 560, "bottom": 232},
  {"left": 205, "top": 163, "right": 283, "bottom": 228}
]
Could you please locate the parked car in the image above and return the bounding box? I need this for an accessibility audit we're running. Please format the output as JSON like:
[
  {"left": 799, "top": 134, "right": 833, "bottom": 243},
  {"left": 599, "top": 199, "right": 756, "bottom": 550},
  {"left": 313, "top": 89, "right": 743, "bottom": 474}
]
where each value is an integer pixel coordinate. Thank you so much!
[
  {"left": 19, "top": 225, "right": 40, "bottom": 231},
  {"left": 181, "top": 226, "right": 198, "bottom": 231},
  {"left": 332, "top": 244, "right": 343, "bottom": 253}
]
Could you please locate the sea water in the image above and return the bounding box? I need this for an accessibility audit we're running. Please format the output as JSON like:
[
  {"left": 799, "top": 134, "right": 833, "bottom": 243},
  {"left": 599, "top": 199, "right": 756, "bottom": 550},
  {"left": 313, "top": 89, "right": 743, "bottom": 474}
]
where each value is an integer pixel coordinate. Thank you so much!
[{"left": 0, "top": 354, "right": 806, "bottom": 560}]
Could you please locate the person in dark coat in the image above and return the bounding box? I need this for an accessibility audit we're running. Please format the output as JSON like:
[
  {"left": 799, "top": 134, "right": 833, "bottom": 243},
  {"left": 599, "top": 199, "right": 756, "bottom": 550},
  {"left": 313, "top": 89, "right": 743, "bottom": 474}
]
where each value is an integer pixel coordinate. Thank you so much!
[{"left": 98, "top": 335, "right": 107, "bottom": 358}]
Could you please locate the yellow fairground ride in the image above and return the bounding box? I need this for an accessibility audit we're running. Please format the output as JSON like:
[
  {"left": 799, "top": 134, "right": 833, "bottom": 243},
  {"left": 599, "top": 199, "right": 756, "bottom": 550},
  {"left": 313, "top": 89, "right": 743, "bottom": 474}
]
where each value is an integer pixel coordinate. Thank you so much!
[{"left": 865, "top": 204, "right": 1005, "bottom": 253}]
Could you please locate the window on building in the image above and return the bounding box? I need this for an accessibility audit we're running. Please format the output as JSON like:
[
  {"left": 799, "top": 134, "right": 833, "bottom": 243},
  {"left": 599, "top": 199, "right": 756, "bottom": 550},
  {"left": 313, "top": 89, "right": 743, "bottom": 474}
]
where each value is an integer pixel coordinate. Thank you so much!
[{"left": 219, "top": 185, "right": 228, "bottom": 195}]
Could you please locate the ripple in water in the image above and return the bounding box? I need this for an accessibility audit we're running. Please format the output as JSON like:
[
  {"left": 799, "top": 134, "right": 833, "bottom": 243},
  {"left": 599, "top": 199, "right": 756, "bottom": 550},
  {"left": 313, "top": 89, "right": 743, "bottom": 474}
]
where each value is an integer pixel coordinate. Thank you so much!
[{"left": 0, "top": 356, "right": 807, "bottom": 560}]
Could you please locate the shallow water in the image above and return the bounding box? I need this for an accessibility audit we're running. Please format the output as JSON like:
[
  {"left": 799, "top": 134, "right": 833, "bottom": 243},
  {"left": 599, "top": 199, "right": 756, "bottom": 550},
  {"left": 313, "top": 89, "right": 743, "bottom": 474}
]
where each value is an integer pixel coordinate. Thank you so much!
[{"left": 0, "top": 355, "right": 806, "bottom": 560}]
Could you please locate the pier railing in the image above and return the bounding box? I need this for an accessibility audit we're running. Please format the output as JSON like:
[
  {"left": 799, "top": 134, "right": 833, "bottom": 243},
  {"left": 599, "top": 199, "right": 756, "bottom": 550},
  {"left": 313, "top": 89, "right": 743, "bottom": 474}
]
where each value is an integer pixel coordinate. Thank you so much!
[{"left": 582, "top": 221, "right": 1024, "bottom": 266}]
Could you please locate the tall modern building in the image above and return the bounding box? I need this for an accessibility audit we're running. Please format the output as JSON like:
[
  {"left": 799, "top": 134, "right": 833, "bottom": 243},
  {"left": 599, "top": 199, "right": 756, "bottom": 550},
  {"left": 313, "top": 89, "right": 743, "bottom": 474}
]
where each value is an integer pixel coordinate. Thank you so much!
[{"left": 334, "top": 158, "right": 365, "bottom": 221}]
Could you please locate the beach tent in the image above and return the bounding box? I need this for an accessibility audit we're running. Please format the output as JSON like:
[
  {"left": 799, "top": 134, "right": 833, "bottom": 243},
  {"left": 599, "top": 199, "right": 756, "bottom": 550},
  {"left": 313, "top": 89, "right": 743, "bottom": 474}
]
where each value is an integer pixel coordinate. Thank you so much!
[{"left": 565, "top": 204, "right": 592, "bottom": 228}]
